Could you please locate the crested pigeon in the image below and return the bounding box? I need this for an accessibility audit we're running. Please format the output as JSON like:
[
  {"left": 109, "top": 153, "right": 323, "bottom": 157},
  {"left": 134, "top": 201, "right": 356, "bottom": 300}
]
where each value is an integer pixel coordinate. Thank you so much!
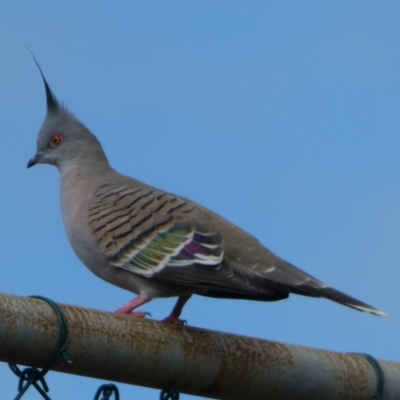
[{"left": 27, "top": 60, "right": 387, "bottom": 324}]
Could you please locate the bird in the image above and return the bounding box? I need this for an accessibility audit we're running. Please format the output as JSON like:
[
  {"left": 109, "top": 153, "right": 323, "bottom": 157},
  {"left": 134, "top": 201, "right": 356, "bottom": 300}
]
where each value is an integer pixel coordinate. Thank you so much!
[{"left": 27, "top": 59, "right": 387, "bottom": 324}]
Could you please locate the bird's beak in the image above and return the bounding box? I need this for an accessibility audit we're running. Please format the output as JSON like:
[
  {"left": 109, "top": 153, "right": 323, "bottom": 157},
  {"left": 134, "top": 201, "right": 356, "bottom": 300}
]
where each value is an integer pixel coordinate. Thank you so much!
[{"left": 27, "top": 153, "right": 41, "bottom": 168}]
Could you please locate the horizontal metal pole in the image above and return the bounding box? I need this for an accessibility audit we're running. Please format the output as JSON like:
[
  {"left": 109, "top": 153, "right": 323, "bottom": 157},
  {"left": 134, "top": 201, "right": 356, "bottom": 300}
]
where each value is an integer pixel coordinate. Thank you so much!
[{"left": 0, "top": 292, "right": 398, "bottom": 400}]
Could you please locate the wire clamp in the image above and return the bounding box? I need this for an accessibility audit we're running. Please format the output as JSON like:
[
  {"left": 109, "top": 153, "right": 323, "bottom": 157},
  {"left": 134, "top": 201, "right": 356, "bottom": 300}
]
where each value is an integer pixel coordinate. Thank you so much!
[
  {"left": 352, "top": 353, "right": 385, "bottom": 400},
  {"left": 8, "top": 295, "right": 71, "bottom": 400}
]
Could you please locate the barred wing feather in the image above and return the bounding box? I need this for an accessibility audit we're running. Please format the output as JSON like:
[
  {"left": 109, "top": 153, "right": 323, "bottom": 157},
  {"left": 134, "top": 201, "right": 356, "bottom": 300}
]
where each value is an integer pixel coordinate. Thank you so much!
[{"left": 88, "top": 184, "right": 223, "bottom": 277}]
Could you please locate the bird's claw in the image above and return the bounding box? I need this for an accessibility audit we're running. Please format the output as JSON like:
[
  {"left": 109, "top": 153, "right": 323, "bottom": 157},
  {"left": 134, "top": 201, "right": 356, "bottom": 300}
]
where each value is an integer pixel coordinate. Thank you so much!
[
  {"left": 143, "top": 311, "right": 152, "bottom": 317},
  {"left": 128, "top": 311, "right": 151, "bottom": 318},
  {"left": 162, "top": 316, "right": 187, "bottom": 325}
]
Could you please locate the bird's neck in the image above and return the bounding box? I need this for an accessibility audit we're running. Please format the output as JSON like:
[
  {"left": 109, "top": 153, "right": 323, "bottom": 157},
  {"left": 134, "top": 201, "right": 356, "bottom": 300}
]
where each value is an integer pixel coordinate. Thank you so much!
[
  {"left": 59, "top": 146, "right": 113, "bottom": 180},
  {"left": 59, "top": 151, "right": 118, "bottom": 225}
]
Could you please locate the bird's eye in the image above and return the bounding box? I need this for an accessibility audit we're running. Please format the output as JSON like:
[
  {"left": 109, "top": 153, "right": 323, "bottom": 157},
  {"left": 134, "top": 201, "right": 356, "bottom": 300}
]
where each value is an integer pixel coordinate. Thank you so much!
[{"left": 49, "top": 133, "right": 65, "bottom": 148}]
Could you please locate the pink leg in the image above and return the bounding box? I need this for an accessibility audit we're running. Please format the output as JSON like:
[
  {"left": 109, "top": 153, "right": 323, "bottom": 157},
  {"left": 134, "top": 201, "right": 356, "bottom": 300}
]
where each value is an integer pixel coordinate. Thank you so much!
[
  {"left": 115, "top": 296, "right": 150, "bottom": 318},
  {"left": 162, "top": 295, "right": 191, "bottom": 325}
]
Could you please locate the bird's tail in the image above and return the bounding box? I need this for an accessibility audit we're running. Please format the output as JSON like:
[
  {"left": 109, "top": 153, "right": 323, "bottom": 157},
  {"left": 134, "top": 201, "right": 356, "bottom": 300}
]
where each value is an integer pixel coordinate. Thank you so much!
[{"left": 295, "top": 285, "right": 388, "bottom": 317}]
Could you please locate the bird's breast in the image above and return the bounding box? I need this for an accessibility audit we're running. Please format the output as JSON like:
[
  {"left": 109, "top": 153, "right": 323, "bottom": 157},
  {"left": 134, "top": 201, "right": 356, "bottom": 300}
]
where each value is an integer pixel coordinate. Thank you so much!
[{"left": 59, "top": 169, "right": 106, "bottom": 271}]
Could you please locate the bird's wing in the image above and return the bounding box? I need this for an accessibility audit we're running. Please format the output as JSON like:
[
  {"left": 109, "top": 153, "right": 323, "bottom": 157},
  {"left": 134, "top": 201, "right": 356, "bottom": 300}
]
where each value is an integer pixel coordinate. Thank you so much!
[
  {"left": 88, "top": 184, "right": 224, "bottom": 275},
  {"left": 87, "top": 183, "right": 281, "bottom": 296}
]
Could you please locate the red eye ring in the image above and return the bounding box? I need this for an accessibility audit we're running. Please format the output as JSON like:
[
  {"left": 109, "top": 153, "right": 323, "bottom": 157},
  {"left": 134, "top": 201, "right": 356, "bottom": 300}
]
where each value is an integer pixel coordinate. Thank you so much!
[{"left": 49, "top": 133, "right": 65, "bottom": 148}]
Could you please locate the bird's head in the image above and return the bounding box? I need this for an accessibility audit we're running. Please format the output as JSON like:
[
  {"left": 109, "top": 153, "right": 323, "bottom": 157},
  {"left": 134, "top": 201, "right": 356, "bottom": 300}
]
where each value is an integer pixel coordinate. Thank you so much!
[{"left": 27, "top": 56, "right": 106, "bottom": 171}]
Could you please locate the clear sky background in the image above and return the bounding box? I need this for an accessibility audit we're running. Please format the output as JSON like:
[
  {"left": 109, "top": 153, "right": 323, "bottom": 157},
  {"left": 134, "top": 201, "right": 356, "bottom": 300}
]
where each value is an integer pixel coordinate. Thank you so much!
[{"left": 1, "top": 2, "right": 400, "bottom": 399}]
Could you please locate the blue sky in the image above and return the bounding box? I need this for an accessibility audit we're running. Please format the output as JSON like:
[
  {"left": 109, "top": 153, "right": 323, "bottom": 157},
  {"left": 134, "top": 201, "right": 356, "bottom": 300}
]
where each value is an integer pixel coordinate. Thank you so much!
[{"left": 1, "top": 2, "right": 400, "bottom": 399}]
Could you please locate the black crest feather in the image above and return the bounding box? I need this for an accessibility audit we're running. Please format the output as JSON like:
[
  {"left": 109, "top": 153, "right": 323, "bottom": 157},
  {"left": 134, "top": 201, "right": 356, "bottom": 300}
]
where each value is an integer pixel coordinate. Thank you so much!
[{"left": 27, "top": 47, "right": 59, "bottom": 112}]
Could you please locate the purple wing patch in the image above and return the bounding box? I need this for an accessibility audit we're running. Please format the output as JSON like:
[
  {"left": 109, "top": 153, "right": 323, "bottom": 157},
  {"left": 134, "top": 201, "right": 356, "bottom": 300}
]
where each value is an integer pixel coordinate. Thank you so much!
[{"left": 178, "top": 231, "right": 223, "bottom": 265}]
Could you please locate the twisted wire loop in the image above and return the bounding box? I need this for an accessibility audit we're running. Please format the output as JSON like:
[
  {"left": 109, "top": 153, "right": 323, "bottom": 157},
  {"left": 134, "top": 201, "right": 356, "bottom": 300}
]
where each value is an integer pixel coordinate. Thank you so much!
[
  {"left": 8, "top": 364, "right": 50, "bottom": 400},
  {"left": 160, "top": 389, "right": 180, "bottom": 400},
  {"left": 8, "top": 295, "right": 72, "bottom": 400},
  {"left": 93, "top": 383, "right": 120, "bottom": 400},
  {"left": 351, "top": 353, "right": 385, "bottom": 400}
]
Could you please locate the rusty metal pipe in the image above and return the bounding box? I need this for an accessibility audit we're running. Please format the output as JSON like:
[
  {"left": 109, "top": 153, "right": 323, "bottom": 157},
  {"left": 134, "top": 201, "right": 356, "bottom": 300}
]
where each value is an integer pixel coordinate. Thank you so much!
[{"left": 0, "top": 292, "right": 398, "bottom": 399}]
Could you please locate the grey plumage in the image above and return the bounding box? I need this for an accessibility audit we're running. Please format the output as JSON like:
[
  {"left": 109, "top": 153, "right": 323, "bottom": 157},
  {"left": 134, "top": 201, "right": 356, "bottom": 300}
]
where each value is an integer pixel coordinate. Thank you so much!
[{"left": 28, "top": 61, "right": 387, "bottom": 323}]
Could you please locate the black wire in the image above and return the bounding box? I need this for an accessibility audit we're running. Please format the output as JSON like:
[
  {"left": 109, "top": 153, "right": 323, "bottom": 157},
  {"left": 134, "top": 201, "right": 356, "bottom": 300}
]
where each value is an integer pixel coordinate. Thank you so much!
[
  {"left": 93, "top": 384, "right": 120, "bottom": 400},
  {"left": 160, "top": 389, "right": 180, "bottom": 400},
  {"left": 8, "top": 295, "right": 71, "bottom": 400}
]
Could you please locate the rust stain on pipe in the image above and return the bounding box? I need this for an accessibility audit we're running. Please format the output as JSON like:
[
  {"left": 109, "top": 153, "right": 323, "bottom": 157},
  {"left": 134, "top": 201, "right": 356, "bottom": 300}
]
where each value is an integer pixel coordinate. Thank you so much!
[{"left": 0, "top": 293, "right": 398, "bottom": 400}]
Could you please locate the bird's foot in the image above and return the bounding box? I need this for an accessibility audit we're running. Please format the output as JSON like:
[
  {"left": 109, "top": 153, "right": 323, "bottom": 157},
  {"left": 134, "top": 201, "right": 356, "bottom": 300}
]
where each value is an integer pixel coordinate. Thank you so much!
[
  {"left": 129, "top": 311, "right": 151, "bottom": 318},
  {"left": 161, "top": 295, "right": 191, "bottom": 325},
  {"left": 115, "top": 308, "right": 151, "bottom": 318},
  {"left": 162, "top": 315, "right": 187, "bottom": 325},
  {"left": 114, "top": 296, "right": 151, "bottom": 316}
]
